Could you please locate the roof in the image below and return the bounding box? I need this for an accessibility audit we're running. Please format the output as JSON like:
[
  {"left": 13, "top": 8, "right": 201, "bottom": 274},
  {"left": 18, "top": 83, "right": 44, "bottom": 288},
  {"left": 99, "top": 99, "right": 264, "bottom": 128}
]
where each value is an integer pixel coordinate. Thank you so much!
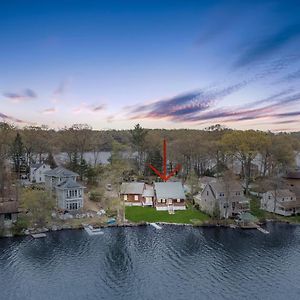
[
  {"left": 44, "top": 166, "right": 79, "bottom": 178},
  {"left": 142, "top": 188, "right": 154, "bottom": 197},
  {"left": 0, "top": 200, "right": 19, "bottom": 214},
  {"left": 56, "top": 179, "right": 85, "bottom": 189},
  {"left": 199, "top": 176, "right": 216, "bottom": 184},
  {"left": 238, "top": 212, "right": 257, "bottom": 222},
  {"left": 266, "top": 189, "right": 296, "bottom": 198},
  {"left": 154, "top": 182, "right": 186, "bottom": 200},
  {"left": 120, "top": 182, "right": 145, "bottom": 195},
  {"left": 209, "top": 179, "right": 243, "bottom": 193},
  {"left": 284, "top": 170, "right": 300, "bottom": 179},
  {"left": 279, "top": 199, "right": 300, "bottom": 209},
  {"left": 31, "top": 163, "right": 43, "bottom": 169}
]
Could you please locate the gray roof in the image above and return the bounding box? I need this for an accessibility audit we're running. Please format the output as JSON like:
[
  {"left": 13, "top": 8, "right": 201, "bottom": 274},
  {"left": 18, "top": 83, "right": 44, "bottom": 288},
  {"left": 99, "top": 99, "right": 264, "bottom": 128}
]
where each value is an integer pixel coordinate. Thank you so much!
[
  {"left": 56, "top": 179, "right": 85, "bottom": 189},
  {"left": 209, "top": 179, "right": 243, "bottom": 194},
  {"left": 31, "top": 163, "right": 43, "bottom": 169},
  {"left": 44, "top": 166, "right": 79, "bottom": 178},
  {"left": 120, "top": 182, "right": 145, "bottom": 195},
  {"left": 142, "top": 188, "right": 154, "bottom": 197},
  {"left": 154, "top": 182, "right": 186, "bottom": 200}
]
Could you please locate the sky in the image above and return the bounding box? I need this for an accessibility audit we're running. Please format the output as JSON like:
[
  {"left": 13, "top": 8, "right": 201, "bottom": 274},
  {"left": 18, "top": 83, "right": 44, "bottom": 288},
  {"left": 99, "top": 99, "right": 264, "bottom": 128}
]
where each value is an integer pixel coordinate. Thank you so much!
[{"left": 1, "top": 0, "right": 300, "bottom": 132}]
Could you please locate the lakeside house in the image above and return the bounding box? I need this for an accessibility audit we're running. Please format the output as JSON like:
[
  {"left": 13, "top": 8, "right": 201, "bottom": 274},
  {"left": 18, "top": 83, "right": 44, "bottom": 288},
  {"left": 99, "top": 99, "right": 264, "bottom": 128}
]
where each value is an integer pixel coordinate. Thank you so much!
[
  {"left": 120, "top": 181, "right": 185, "bottom": 210},
  {"left": 154, "top": 182, "right": 186, "bottom": 211},
  {"left": 29, "top": 163, "right": 51, "bottom": 183},
  {"left": 0, "top": 199, "right": 19, "bottom": 229},
  {"left": 261, "top": 189, "right": 299, "bottom": 216},
  {"left": 120, "top": 182, "right": 146, "bottom": 206},
  {"left": 44, "top": 166, "right": 85, "bottom": 210},
  {"left": 194, "top": 179, "right": 250, "bottom": 218}
]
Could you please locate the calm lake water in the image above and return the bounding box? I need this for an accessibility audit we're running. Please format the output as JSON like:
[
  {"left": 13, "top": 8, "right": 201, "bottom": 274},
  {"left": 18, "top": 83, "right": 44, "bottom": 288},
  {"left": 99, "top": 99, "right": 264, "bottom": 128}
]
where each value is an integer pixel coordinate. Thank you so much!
[{"left": 1, "top": 224, "right": 300, "bottom": 300}]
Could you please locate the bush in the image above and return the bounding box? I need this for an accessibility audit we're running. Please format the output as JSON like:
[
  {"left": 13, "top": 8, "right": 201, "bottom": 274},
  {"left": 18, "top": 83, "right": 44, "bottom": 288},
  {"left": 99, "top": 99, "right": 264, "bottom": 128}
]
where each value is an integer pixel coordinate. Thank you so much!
[{"left": 89, "top": 189, "right": 104, "bottom": 202}]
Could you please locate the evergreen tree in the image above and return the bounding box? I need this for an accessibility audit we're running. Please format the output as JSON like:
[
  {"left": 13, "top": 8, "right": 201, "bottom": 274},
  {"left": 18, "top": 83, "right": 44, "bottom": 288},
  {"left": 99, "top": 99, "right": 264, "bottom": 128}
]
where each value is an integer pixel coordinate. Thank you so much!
[
  {"left": 45, "top": 152, "right": 57, "bottom": 169},
  {"left": 145, "top": 149, "right": 163, "bottom": 176},
  {"left": 11, "top": 133, "right": 25, "bottom": 174}
]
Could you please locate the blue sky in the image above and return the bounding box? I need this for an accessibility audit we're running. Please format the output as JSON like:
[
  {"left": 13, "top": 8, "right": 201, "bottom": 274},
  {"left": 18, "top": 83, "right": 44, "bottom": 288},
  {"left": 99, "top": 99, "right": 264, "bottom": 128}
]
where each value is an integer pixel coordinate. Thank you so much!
[{"left": 1, "top": 0, "right": 300, "bottom": 131}]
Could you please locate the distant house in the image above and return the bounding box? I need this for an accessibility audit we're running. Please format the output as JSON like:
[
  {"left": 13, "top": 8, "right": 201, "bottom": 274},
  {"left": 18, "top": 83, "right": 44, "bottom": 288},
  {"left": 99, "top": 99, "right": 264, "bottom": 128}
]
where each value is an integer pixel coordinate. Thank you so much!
[
  {"left": 120, "top": 182, "right": 145, "bottom": 206},
  {"left": 154, "top": 182, "right": 186, "bottom": 211},
  {"left": 195, "top": 179, "right": 249, "bottom": 218},
  {"left": 261, "top": 189, "right": 299, "bottom": 216},
  {"left": 29, "top": 163, "right": 51, "bottom": 183},
  {"left": 44, "top": 166, "right": 85, "bottom": 210}
]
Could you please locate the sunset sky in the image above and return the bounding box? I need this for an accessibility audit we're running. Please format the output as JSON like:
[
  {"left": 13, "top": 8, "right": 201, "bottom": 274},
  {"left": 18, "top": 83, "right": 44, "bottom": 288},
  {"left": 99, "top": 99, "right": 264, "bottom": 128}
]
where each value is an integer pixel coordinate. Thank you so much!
[{"left": 1, "top": 0, "right": 300, "bottom": 131}]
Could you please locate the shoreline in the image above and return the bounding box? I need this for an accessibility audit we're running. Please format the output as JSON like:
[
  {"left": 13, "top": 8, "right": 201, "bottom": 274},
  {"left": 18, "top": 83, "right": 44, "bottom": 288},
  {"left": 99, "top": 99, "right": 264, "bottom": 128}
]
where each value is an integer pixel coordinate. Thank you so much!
[{"left": 2, "top": 218, "right": 299, "bottom": 239}]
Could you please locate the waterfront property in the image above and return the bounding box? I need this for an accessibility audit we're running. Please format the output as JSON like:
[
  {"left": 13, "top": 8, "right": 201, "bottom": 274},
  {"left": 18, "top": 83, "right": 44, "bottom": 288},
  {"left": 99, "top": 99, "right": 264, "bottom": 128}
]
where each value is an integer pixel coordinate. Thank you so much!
[
  {"left": 195, "top": 179, "right": 250, "bottom": 218},
  {"left": 29, "top": 163, "right": 51, "bottom": 183},
  {"left": 261, "top": 189, "right": 299, "bottom": 216},
  {"left": 0, "top": 199, "right": 19, "bottom": 229},
  {"left": 154, "top": 182, "right": 186, "bottom": 211},
  {"left": 44, "top": 166, "right": 85, "bottom": 210},
  {"left": 120, "top": 182, "right": 146, "bottom": 206}
]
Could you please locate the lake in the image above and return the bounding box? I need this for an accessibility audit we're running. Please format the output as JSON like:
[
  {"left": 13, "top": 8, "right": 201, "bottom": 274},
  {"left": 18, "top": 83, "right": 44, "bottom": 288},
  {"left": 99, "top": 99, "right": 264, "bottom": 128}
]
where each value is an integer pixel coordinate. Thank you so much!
[{"left": 1, "top": 223, "right": 300, "bottom": 300}]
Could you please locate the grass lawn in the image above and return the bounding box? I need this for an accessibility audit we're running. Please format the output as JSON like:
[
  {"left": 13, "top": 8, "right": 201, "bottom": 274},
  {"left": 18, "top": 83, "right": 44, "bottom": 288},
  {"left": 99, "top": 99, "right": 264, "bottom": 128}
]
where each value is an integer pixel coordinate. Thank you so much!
[
  {"left": 125, "top": 206, "right": 210, "bottom": 224},
  {"left": 250, "top": 196, "right": 267, "bottom": 220}
]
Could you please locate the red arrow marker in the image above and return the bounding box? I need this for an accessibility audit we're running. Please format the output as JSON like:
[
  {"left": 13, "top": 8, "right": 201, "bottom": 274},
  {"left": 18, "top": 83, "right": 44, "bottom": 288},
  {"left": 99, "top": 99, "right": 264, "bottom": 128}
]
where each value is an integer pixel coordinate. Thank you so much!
[{"left": 148, "top": 139, "right": 181, "bottom": 182}]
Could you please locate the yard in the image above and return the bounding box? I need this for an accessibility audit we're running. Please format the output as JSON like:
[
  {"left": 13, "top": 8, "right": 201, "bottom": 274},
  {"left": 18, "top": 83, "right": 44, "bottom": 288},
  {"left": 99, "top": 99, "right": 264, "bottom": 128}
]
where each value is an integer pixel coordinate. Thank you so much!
[{"left": 125, "top": 206, "right": 210, "bottom": 224}]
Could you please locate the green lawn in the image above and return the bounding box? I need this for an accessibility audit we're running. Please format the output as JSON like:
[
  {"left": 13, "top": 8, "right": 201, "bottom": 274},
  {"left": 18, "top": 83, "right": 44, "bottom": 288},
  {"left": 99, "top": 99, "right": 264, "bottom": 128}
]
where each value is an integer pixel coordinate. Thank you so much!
[
  {"left": 125, "top": 206, "right": 210, "bottom": 224},
  {"left": 250, "top": 196, "right": 267, "bottom": 220}
]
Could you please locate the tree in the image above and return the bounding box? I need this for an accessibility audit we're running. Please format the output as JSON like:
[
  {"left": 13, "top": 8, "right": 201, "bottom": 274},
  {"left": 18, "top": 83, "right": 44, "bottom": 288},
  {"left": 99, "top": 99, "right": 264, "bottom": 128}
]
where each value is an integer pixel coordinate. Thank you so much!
[
  {"left": 45, "top": 152, "right": 57, "bottom": 169},
  {"left": 130, "top": 124, "right": 148, "bottom": 174},
  {"left": 11, "top": 133, "right": 25, "bottom": 174}
]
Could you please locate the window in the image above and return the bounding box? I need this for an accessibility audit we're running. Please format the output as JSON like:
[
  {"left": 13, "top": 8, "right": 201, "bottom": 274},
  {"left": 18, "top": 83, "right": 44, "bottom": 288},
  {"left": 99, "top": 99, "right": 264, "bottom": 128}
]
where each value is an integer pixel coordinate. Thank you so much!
[
  {"left": 177, "top": 199, "right": 180, "bottom": 203},
  {"left": 124, "top": 195, "right": 128, "bottom": 201},
  {"left": 220, "top": 193, "right": 225, "bottom": 197},
  {"left": 4, "top": 213, "right": 12, "bottom": 220},
  {"left": 134, "top": 195, "right": 139, "bottom": 201},
  {"left": 236, "top": 192, "right": 240, "bottom": 195},
  {"left": 39, "top": 177, "right": 42, "bottom": 181},
  {"left": 162, "top": 199, "right": 166, "bottom": 203},
  {"left": 207, "top": 191, "right": 209, "bottom": 196}
]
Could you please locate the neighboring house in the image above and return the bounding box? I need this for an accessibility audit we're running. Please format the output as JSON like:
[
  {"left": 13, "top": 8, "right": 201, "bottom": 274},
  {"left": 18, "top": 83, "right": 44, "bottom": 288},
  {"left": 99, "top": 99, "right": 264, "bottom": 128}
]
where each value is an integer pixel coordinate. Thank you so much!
[
  {"left": 261, "top": 189, "right": 299, "bottom": 216},
  {"left": 283, "top": 169, "right": 300, "bottom": 200},
  {"left": 56, "top": 179, "right": 85, "bottom": 210},
  {"left": 195, "top": 179, "right": 249, "bottom": 218},
  {"left": 154, "top": 182, "right": 186, "bottom": 211},
  {"left": 120, "top": 182, "right": 145, "bottom": 206},
  {"left": 44, "top": 166, "right": 85, "bottom": 210},
  {"left": 44, "top": 166, "right": 79, "bottom": 190},
  {"left": 29, "top": 163, "right": 51, "bottom": 183},
  {"left": 0, "top": 199, "right": 19, "bottom": 229}
]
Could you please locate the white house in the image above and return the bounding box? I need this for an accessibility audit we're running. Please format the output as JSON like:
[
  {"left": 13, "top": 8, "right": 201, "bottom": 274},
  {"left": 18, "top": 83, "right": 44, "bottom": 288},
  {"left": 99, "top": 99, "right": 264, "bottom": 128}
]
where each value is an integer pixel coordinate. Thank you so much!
[
  {"left": 195, "top": 179, "right": 250, "bottom": 218},
  {"left": 29, "top": 163, "right": 51, "bottom": 183},
  {"left": 261, "top": 189, "right": 299, "bottom": 216},
  {"left": 44, "top": 166, "right": 85, "bottom": 211}
]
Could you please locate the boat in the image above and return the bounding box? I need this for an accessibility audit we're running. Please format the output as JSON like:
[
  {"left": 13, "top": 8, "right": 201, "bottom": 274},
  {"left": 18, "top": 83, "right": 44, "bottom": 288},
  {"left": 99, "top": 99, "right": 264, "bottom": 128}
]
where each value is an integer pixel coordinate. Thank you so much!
[{"left": 84, "top": 225, "right": 104, "bottom": 236}]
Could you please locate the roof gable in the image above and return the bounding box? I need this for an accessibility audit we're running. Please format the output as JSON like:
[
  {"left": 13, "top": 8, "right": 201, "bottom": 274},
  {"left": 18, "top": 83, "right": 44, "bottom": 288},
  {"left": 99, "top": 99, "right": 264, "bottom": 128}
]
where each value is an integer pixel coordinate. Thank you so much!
[
  {"left": 120, "top": 182, "right": 145, "bottom": 195},
  {"left": 154, "top": 182, "right": 185, "bottom": 200}
]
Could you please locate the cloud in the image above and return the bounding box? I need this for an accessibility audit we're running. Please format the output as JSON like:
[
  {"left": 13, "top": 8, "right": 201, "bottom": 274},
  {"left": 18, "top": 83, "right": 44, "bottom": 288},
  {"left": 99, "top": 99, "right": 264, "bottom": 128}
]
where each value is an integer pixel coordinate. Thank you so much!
[
  {"left": 128, "top": 82, "right": 248, "bottom": 121},
  {"left": 54, "top": 80, "right": 69, "bottom": 96},
  {"left": 281, "top": 69, "right": 300, "bottom": 81},
  {"left": 41, "top": 107, "right": 57, "bottom": 114},
  {"left": 234, "top": 24, "right": 300, "bottom": 67},
  {"left": 72, "top": 103, "right": 106, "bottom": 114},
  {"left": 0, "top": 112, "right": 34, "bottom": 124},
  {"left": 3, "top": 88, "right": 37, "bottom": 103}
]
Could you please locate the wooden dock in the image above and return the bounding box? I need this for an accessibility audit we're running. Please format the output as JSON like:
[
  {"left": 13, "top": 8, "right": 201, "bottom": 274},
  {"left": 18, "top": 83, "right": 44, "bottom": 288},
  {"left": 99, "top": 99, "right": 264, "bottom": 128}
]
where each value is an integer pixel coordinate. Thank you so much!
[
  {"left": 31, "top": 233, "right": 47, "bottom": 238},
  {"left": 149, "top": 223, "right": 162, "bottom": 230}
]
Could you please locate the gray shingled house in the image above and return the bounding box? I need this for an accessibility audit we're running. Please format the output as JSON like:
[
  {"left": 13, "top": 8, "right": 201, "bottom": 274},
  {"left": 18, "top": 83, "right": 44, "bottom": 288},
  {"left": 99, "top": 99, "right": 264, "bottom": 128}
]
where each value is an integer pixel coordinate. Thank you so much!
[
  {"left": 195, "top": 179, "right": 249, "bottom": 218},
  {"left": 44, "top": 167, "right": 85, "bottom": 210}
]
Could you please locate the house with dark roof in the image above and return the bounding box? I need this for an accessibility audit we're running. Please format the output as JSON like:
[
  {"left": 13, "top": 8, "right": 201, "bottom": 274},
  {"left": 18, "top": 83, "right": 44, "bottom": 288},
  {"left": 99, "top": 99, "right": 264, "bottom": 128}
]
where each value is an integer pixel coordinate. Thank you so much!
[
  {"left": 44, "top": 167, "right": 85, "bottom": 210},
  {"left": 153, "top": 182, "right": 186, "bottom": 211},
  {"left": 195, "top": 179, "right": 249, "bottom": 218},
  {"left": 261, "top": 189, "right": 299, "bottom": 216},
  {"left": 29, "top": 163, "right": 51, "bottom": 183}
]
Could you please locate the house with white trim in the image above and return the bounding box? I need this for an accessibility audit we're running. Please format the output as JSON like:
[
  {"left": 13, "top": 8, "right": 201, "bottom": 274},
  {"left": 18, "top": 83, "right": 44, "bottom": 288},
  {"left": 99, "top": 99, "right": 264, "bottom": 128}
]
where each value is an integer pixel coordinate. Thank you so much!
[
  {"left": 261, "top": 189, "right": 299, "bottom": 216},
  {"left": 29, "top": 163, "right": 51, "bottom": 183}
]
